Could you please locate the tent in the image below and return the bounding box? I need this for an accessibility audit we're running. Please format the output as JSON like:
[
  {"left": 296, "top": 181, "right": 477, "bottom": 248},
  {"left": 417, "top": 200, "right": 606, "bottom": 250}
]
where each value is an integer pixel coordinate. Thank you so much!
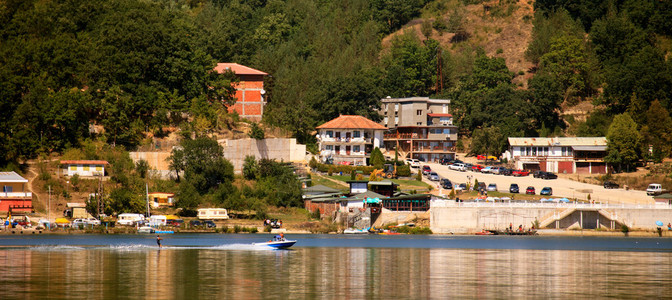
[{"left": 55, "top": 217, "right": 71, "bottom": 227}]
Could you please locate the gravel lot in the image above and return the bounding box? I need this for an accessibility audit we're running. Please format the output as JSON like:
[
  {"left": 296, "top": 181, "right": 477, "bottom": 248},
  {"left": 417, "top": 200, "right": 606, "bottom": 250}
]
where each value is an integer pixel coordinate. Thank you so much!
[{"left": 422, "top": 162, "right": 653, "bottom": 205}]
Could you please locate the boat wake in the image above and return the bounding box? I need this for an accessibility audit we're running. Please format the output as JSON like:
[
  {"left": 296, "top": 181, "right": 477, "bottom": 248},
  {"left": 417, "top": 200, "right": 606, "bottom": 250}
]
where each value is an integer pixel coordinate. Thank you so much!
[{"left": 31, "top": 245, "right": 87, "bottom": 251}]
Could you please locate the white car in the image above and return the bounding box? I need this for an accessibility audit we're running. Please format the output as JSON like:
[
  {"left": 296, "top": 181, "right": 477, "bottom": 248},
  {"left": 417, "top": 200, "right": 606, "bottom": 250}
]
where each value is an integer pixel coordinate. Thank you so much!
[
  {"left": 86, "top": 218, "right": 101, "bottom": 226},
  {"left": 72, "top": 219, "right": 88, "bottom": 228},
  {"left": 481, "top": 166, "right": 494, "bottom": 173},
  {"left": 449, "top": 163, "right": 467, "bottom": 172},
  {"left": 407, "top": 159, "right": 420, "bottom": 168}
]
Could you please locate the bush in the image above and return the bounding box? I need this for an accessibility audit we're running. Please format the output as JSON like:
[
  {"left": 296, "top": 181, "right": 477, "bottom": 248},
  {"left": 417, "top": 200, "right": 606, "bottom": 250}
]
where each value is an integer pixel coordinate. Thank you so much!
[
  {"left": 316, "top": 163, "right": 376, "bottom": 175},
  {"left": 621, "top": 224, "right": 629, "bottom": 233},
  {"left": 416, "top": 171, "right": 422, "bottom": 181},
  {"left": 234, "top": 225, "right": 242, "bottom": 233},
  {"left": 309, "top": 157, "right": 318, "bottom": 170},
  {"left": 396, "top": 165, "right": 411, "bottom": 177}
]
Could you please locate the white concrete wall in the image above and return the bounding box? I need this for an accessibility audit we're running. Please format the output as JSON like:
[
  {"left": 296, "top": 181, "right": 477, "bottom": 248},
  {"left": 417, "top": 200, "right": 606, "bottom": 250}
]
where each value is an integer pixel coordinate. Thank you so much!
[
  {"left": 430, "top": 206, "right": 672, "bottom": 233},
  {"left": 219, "top": 138, "right": 306, "bottom": 173}
]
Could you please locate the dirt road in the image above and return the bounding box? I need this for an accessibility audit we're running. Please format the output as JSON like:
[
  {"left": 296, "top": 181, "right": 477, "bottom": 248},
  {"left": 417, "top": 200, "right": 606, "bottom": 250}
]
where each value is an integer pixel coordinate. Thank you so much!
[{"left": 427, "top": 162, "right": 653, "bottom": 205}]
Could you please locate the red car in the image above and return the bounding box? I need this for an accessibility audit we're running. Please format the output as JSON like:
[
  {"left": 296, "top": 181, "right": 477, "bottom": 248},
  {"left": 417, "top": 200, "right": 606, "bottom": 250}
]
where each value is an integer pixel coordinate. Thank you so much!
[
  {"left": 472, "top": 164, "right": 484, "bottom": 172},
  {"left": 526, "top": 186, "right": 536, "bottom": 195},
  {"left": 512, "top": 169, "right": 530, "bottom": 176},
  {"left": 422, "top": 165, "right": 431, "bottom": 175}
]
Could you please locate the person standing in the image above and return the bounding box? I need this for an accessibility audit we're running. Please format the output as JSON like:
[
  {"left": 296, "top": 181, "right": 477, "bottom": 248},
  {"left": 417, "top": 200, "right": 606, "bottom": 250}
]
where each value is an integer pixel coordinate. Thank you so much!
[{"left": 156, "top": 235, "right": 162, "bottom": 248}]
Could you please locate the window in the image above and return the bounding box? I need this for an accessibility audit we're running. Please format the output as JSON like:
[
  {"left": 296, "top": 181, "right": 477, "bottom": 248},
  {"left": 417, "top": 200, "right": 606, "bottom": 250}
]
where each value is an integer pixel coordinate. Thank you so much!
[
  {"left": 83, "top": 165, "right": 90, "bottom": 171},
  {"left": 326, "top": 145, "right": 333, "bottom": 150},
  {"left": 417, "top": 122, "right": 423, "bottom": 126},
  {"left": 567, "top": 147, "right": 573, "bottom": 156},
  {"left": 70, "top": 166, "right": 77, "bottom": 171},
  {"left": 443, "top": 129, "right": 451, "bottom": 134},
  {"left": 384, "top": 117, "right": 388, "bottom": 125},
  {"left": 395, "top": 103, "right": 399, "bottom": 111},
  {"left": 353, "top": 146, "right": 360, "bottom": 152},
  {"left": 543, "top": 147, "right": 549, "bottom": 156},
  {"left": 3, "top": 185, "right": 12, "bottom": 193},
  {"left": 96, "top": 166, "right": 103, "bottom": 171},
  {"left": 353, "top": 131, "right": 361, "bottom": 138},
  {"left": 325, "top": 130, "right": 333, "bottom": 138},
  {"left": 417, "top": 110, "right": 422, "bottom": 115},
  {"left": 394, "top": 117, "right": 398, "bottom": 125},
  {"left": 532, "top": 147, "right": 537, "bottom": 156}
]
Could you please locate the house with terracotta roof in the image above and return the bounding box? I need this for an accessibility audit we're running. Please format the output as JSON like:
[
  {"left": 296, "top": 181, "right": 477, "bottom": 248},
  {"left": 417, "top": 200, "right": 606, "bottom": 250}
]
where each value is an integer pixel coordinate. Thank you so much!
[
  {"left": 379, "top": 97, "right": 458, "bottom": 162},
  {"left": 214, "top": 63, "right": 268, "bottom": 121},
  {"left": 316, "top": 115, "right": 386, "bottom": 166},
  {"left": 0, "top": 171, "right": 32, "bottom": 212},
  {"left": 60, "top": 160, "right": 108, "bottom": 177}
]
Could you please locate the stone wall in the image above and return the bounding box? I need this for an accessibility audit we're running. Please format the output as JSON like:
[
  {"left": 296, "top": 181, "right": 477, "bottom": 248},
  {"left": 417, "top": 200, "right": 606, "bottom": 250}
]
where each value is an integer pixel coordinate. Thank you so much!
[{"left": 218, "top": 138, "right": 307, "bottom": 173}]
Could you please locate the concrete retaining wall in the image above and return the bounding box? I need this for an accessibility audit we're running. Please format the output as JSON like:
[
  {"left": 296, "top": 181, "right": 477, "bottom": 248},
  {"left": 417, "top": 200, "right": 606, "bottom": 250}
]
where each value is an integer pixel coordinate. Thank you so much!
[
  {"left": 131, "top": 138, "right": 307, "bottom": 177},
  {"left": 218, "top": 138, "right": 306, "bottom": 172},
  {"left": 430, "top": 206, "right": 672, "bottom": 233}
]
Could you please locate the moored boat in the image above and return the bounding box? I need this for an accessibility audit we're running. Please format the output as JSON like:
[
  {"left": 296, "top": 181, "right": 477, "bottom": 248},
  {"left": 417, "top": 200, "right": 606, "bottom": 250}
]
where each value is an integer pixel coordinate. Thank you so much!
[
  {"left": 343, "top": 228, "right": 369, "bottom": 234},
  {"left": 137, "top": 226, "right": 155, "bottom": 234}
]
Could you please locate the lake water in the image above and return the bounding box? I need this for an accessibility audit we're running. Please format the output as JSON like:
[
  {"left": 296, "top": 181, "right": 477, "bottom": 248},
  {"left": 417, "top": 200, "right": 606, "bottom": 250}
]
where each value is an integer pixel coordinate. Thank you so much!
[{"left": 1, "top": 234, "right": 671, "bottom": 299}]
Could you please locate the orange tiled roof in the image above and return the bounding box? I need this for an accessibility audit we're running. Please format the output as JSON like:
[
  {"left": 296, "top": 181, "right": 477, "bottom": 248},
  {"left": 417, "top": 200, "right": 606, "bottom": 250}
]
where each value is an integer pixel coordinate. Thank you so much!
[
  {"left": 214, "top": 63, "right": 268, "bottom": 76},
  {"left": 316, "top": 115, "right": 387, "bottom": 130}
]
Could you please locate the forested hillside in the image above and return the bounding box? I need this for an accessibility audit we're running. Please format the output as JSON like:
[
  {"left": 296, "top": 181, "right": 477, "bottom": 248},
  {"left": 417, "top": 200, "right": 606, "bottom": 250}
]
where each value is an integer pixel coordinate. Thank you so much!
[{"left": 1, "top": 0, "right": 671, "bottom": 170}]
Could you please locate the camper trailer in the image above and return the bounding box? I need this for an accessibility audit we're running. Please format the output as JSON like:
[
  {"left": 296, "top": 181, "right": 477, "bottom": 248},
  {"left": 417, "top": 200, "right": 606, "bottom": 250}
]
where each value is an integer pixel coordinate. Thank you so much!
[
  {"left": 116, "top": 213, "right": 145, "bottom": 226},
  {"left": 149, "top": 215, "right": 167, "bottom": 227},
  {"left": 197, "top": 208, "right": 229, "bottom": 220}
]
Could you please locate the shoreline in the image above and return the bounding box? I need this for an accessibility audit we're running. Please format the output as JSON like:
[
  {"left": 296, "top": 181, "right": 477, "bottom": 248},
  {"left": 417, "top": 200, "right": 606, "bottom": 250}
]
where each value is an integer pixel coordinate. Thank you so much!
[{"left": 2, "top": 227, "right": 671, "bottom": 238}]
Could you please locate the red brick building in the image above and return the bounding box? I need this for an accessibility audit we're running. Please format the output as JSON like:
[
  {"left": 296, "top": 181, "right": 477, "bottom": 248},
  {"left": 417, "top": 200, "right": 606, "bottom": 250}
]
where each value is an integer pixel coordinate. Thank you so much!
[{"left": 214, "top": 63, "right": 268, "bottom": 121}]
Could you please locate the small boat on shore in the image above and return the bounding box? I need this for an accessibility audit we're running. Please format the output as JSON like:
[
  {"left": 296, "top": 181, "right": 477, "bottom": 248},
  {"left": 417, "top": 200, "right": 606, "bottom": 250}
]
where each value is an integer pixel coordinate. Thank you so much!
[
  {"left": 254, "top": 235, "right": 296, "bottom": 249},
  {"left": 137, "top": 226, "right": 155, "bottom": 234},
  {"left": 343, "top": 228, "right": 370, "bottom": 234}
]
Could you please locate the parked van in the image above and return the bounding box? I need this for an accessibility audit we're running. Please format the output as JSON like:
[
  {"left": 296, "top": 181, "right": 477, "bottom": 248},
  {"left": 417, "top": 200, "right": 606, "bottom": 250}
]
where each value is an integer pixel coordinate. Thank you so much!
[
  {"left": 198, "top": 208, "right": 229, "bottom": 220},
  {"left": 116, "top": 213, "right": 145, "bottom": 226},
  {"left": 646, "top": 183, "right": 666, "bottom": 196}
]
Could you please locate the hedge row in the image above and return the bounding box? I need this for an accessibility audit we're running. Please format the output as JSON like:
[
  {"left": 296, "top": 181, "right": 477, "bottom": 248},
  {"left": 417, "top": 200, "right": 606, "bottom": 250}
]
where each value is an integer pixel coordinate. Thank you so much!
[{"left": 314, "top": 163, "right": 411, "bottom": 177}]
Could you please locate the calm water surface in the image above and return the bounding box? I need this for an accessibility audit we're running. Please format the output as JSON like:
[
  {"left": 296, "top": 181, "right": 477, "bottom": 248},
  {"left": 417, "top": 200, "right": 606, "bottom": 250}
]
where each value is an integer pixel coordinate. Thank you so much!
[{"left": 0, "top": 234, "right": 671, "bottom": 299}]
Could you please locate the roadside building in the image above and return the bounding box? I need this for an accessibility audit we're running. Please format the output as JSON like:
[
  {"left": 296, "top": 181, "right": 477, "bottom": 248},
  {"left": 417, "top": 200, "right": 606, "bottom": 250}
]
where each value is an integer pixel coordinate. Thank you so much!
[
  {"left": 60, "top": 160, "right": 108, "bottom": 177},
  {"left": 213, "top": 63, "right": 268, "bottom": 122},
  {"left": 379, "top": 97, "right": 458, "bottom": 162},
  {"left": 506, "top": 137, "right": 608, "bottom": 174},
  {"left": 64, "top": 203, "right": 90, "bottom": 219},
  {"left": 0, "top": 171, "right": 32, "bottom": 212},
  {"left": 148, "top": 192, "right": 175, "bottom": 208},
  {"left": 316, "top": 115, "right": 386, "bottom": 166}
]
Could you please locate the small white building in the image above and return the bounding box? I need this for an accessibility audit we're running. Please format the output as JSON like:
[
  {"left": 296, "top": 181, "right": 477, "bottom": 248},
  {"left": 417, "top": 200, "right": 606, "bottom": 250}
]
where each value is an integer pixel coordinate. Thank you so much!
[
  {"left": 507, "top": 137, "right": 608, "bottom": 174},
  {"left": 316, "top": 115, "right": 386, "bottom": 166},
  {"left": 61, "top": 160, "right": 108, "bottom": 177}
]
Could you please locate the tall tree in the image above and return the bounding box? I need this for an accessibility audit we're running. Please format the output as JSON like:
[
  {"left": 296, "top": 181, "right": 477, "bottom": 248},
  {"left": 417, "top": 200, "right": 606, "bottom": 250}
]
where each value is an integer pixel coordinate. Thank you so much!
[{"left": 605, "top": 113, "right": 642, "bottom": 171}]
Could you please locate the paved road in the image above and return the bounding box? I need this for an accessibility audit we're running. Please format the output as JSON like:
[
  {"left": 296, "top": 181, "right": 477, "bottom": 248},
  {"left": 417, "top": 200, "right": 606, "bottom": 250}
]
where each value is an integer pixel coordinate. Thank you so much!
[{"left": 424, "top": 162, "right": 652, "bottom": 205}]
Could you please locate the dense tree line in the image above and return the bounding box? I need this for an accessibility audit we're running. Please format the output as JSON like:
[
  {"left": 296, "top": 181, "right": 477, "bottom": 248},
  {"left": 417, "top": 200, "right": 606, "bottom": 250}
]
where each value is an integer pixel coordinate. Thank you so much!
[{"left": 2, "top": 0, "right": 670, "bottom": 171}]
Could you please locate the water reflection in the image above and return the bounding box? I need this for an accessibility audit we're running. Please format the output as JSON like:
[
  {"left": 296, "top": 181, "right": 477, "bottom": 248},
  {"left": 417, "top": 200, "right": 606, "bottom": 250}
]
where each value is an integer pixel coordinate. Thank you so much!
[{"left": 0, "top": 247, "right": 671, "bottom": 298}]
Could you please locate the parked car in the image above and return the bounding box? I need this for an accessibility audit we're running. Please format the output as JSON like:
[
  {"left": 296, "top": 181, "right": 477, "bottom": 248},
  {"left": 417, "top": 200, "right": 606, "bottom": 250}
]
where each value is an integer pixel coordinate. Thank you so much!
[
  {"left": 646, "top": 183, "right": 666, "bottom": 196},
  {"left": 72, "top": 218, "right": 87, "bottom": 228},
  {"left": 86, "top": 218, "right": 101, "bottom": 226},
  {"left": 168, "top": 219, "right": 184, "bottom": 227},
  {"left": 477, "top": 182, "right": 486, "bottom": 191},
  {"left": 526, "top": 186, "right": 536, "bottom": 195},
  {"left": 406, "top": 159, "right": 420, "bottom": 168},
  {"left": 487, "top": 183, "right": 497, "bottom": 192},
  {"left": 481, "top": 166, "right": 494, "bottom": 173},
  {"left": 454, "top": 183, "right": 467, "bottom": 191},
  {"left": 603, "top": 181, "right": 619, "bottom": 189},
  {"left": 500, "top": 168, "right": 513, "bottom": 176},
  {"left": 541, "top": 172, "right": 558, "bottom": 179},
  {"left": 509, "top": 183, "right": 519, "bottom": 193},
  {"left": 512, "top": 169, "right": 530, "bottom": 176},
  {"left": 440, "top": 157, "right": 451, "bottom": 165},
  {"left": 441, "top": 179, "right": 452, "bottom": 189},
  {"left": 190, "top": 220, "right": 202, "bottom": 227},
  {"left": 422, "top": 165, "right": 432, "bottom": 175},
  {"left": 540, "top": 187, "right": 553, "bottom": 196},
  {"left": 490, "top": 167, "right": 502, "bottom": 175},
  {"left": 203, "top": 220, "right": 216, "bottom": 228},
  {"left": 533, "top": 170, "right": 544, "bottom": 178},
  {"left": 429, "top": 172, "right": 440, "bottom": 181},
  {"left": 471, "top": 165, "right": 484, "bottom": 172},
  {"left": 449, "top": 163, "right": 467, "bottom": 172}
]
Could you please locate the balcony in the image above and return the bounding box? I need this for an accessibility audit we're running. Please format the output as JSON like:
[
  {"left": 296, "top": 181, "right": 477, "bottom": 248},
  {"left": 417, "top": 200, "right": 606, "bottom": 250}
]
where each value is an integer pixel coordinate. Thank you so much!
[
  {"left": 413, "top": 146, "right": 456, "bottom": 153},
  {"left": 0, "top": 192, "right": 32, "bottom": 199},
  {"left": 385, "top": 133, "right": 424, "bottom": 139},
  {"left": 320, "top": 137, "right": 371, "bottom": 144}
]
